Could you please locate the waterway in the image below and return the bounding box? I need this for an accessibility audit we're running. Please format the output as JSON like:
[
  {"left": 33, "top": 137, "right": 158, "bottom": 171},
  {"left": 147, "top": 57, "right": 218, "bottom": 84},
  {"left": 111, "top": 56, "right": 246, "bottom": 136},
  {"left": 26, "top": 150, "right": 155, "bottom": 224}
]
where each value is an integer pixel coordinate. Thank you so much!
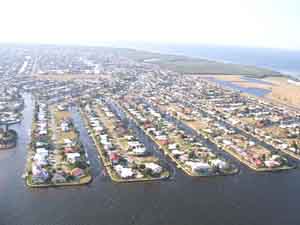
[
  {"left": 206, "top": 77, "right": 271, "bottom": 97},
  {"left": 1, "top": 94, "right": 300, "bottom": 225},
  {"left": 241, "top": 77, "right": 273, "bottom": 85}
]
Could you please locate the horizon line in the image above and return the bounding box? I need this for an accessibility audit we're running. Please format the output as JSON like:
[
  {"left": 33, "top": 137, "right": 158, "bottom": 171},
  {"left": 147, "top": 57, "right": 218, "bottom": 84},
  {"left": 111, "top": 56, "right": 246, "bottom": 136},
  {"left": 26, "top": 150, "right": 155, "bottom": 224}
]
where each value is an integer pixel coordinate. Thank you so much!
[{"left": 0, "top": 40, "right": 300, "bottom": 53}]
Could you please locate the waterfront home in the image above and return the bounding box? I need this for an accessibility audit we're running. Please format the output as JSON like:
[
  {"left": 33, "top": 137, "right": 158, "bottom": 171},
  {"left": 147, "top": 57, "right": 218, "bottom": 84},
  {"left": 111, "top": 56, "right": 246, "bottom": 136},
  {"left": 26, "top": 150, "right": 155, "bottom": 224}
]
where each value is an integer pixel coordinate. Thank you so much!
[
  {"left": 210, "top": 159, "right": 228, "bottom": 169},
  {"left": 264, "top": 160, "right": 281, "bottom": 168},
  {"left": 51, "top": 173, "right": 67, "bottom": 183},
  {"left": 70, "top": 168, "right": 84, "bottom": 177},
  {"left": 185, "top": 161, "right": 212, "bottom": 174},
  {"left": 114, "top": 165, "right": 134, "bottom": 178},
  {"left": 31, "top": 163, "right": 49, "bottom": 183},
  {"left": 144, "top": 162, "right": 162, "bottom": 175}
]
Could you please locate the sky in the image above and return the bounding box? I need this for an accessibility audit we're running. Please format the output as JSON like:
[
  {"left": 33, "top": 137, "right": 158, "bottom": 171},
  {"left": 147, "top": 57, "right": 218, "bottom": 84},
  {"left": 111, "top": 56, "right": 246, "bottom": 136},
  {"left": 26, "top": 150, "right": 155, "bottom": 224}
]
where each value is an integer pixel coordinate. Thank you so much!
[{"left": 1, "top": 0, "right": 300, "bottom": 50}]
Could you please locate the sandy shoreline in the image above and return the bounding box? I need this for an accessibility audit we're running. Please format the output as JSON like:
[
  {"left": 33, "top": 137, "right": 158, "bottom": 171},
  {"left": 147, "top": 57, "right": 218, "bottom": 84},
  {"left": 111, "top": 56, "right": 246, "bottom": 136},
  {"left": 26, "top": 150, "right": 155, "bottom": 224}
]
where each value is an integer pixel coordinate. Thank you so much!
[{"left": 200, "top": 75, "right": 300, "bottom": 109}]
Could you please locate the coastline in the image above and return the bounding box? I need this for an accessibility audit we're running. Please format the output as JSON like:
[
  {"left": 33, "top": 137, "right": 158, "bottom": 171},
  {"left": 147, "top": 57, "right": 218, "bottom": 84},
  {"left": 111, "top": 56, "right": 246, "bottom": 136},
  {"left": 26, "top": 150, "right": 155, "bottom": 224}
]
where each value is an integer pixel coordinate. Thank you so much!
[
  {"left": 117, "top": 101, "right": 239, "bottom": 177},
  {"left": 173, "top": 113, "right": 295, "bottom": 172},
  {"left": 26, "top": 175, "right": 93, "bottom": 188},
  {"left": 25, "top": 103, "right": 93, "bottom": 188},
  {"left": 79, "top": 106, "right": 170, "bottom": 183}
]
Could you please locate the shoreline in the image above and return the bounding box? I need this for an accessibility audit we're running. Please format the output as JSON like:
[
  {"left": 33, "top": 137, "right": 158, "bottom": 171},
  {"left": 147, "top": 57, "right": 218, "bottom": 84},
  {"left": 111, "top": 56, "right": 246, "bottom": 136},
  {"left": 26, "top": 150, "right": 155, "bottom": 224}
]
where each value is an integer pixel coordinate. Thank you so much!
[
  {"left": 201, "top": 75, "right": 300, "bottom": 111},
  {"left": 180, "top": 118, "right": 295, "bottom": 172},
  {"left": 117, "top": 102, "right": 239, "bottom": 177},
  {"left": 79, "top": 106, "right": 170, "bottom": 183},
  {"left": 25, "top": 103, "right": 93, "bottom": 188},
  {"left": 26, "top": 175, "right": 93, "bottom": 188},
  {"left": 200, "top": 76, "right": 300, "bottom": 160},
  {"left": 149, "top": 100, "right": 295, "bottom": 173}
]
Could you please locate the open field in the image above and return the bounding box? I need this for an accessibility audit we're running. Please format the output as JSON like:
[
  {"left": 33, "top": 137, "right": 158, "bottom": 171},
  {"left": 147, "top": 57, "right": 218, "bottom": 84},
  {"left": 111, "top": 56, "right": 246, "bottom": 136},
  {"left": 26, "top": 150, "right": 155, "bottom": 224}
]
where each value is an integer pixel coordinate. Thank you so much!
[
  {"left": 51, "top": 109, "right": 77, "bottom": 144},
  {"left": 204, "top": 75, "right": 300, "bottom": 109},
  {"left": 263, "top": 77, "right": 300, "bottom": 107}
]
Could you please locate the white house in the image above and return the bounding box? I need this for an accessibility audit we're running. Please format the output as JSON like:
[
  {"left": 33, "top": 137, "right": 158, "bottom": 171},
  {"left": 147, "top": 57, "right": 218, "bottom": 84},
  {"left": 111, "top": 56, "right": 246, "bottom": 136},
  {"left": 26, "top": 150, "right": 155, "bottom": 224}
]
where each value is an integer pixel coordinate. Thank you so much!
[
  {"left": 145, "top": 162, "right": 162, "bottom": 174},
  {"left": 66, "top": 152, "right": 81, "bottom": 164}
]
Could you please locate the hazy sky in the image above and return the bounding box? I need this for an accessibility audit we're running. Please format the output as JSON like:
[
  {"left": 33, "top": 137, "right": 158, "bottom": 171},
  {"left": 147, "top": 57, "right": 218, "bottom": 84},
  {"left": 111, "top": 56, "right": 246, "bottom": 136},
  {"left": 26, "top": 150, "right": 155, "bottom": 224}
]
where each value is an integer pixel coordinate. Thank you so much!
[{"left": 1, "top": 0, "right": 300, "bottom": 50}]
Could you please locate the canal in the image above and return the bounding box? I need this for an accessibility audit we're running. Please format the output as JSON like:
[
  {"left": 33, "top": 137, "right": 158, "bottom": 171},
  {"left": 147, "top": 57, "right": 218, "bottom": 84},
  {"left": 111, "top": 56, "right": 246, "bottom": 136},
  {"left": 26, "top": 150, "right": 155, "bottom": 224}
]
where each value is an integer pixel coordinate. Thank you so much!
[
  {"left": 0, "top": 94, "right": 300, "bottom": 225},
  {"left": 204, "top": 77, "right": 271, "bottom": 97},
  {"left": 107, "top": 100, "right": 177, "bottom": 179}
]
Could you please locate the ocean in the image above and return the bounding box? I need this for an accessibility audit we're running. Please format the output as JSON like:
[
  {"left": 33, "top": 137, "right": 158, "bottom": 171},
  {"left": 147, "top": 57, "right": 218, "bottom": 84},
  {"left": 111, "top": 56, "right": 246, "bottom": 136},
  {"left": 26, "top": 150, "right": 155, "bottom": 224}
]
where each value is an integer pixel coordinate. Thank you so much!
[{"left": 122, "top": 43, "right": 300, "bottom": 77}]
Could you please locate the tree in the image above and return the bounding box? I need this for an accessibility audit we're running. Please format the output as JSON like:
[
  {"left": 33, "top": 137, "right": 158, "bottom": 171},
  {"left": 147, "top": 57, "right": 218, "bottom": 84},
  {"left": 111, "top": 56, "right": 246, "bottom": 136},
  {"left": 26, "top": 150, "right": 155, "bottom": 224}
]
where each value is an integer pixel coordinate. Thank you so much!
[
  {"left": 139, "top": 164, "right": 145, "bottom": 170},
  {"left": 188, "top": 150, "right": 196, "bottom": 159},
  {"left": 145, "top": 168, "right": 153, "bottom": 176},
  {"left": 292, "top": 141, "right": 298, "bottom": 150},
  {"left": 75, "top": 160, "right": 87, "bottom": 169}
]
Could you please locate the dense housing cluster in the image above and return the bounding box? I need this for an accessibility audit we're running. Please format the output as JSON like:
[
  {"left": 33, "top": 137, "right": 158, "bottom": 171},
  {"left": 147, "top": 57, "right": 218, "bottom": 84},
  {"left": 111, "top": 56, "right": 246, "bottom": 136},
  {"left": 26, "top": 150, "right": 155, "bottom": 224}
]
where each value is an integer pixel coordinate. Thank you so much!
[
  {"left": 27, "top": 103, "right": 91, "bottom": 187},
  {"left": 81, "top": 99, "right": 170, "bottom": 182},
  {"left": 0, "top": 44, "right": 300, "bottom": 188}
]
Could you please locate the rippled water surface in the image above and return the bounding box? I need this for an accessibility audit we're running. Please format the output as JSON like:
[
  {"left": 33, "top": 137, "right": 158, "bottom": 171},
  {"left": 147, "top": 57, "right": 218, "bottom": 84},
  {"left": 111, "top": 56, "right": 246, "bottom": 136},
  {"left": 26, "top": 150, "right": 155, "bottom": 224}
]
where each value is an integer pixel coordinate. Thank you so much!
[{"left": 1, "top": 94, "right": 300, "bottom": 225}]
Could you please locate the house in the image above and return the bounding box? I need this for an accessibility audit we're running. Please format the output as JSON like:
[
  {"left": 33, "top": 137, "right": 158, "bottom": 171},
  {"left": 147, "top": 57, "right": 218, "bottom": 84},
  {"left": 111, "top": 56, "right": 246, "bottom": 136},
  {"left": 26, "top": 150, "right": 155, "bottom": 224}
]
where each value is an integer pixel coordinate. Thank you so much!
[
  {"left": 31, "top": 163, "right": 49, "bottom": 183},
  {"left": 103, "top": 142, "right": 114, "bottom": 151},
  {"left": 114, "top": 165, "right": 134, "bottom": 178},
  {"left": 38, "top": 129, "right": 47, "bottom": 136},
  {"left": 264, "top": 160, "right": 280, "bottom": 168},
  {"left": 144, "top": 162, "right": 162, "bottom": 174},
  {"left": 210, "top": 159, "right": 228, "bottom": 169},
  {"left": 70, "top": 168, "right": 84, "bottom": 177},
  {"left": 93, "top": 126, "right": 103, "bottom": 132},
  {"left": 171, "top": 149, "right": 185, "bottom": 157},
  {"left": 36, "top": 148, "right": 48, "bottom": 155},
  {"left": 61, "top": 121, "right": 70, "bottom": 132},
  {"left": 185, "top": 161, "right": 212, "bottom": 174},
  {"left": 66, "top": 152, "right": 81, "bottom": 164},
  {"left": 223, "top": 140, "right": 232, "bottom": 146},
  {"left": 132, "top": 146, "right": 147, "bottom": 156},
  {"left": 100, "top": 134, "right": 108, "bottom": 141},
  {"left": 128, "top": 141, "right": 140, "bottom": 149},
  {"left": 144, "top": 123, "right": 152, "bottom": 129},
  {"left": 57, "top": 105, "right": 67, "bottom": 111},
  {"left": 109, "top": 152, "right": 120, "bottom": 164},
  {"left": 64, "top": 138, "right": 73, "bottom": 145},
  {"left": 64, "top": 147, "right": 76, "bottom": 153},
  {"left": 125, "top": 135, "right": 134, "bottom": 141},
  {"left": 51, "top": 173, "right": 66, "bottom": 183},
  {"left": 168, "top": 143, "right": 177, "bottom": 150},
  {"left": 35, "top": 141, "right": 48, "bottom": 148},
  {"left": 159, "top": 139, "right": 169, "bottom": 145},
  {"left": 33, "top": 149, "right": 49, "bottom": 166}
]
